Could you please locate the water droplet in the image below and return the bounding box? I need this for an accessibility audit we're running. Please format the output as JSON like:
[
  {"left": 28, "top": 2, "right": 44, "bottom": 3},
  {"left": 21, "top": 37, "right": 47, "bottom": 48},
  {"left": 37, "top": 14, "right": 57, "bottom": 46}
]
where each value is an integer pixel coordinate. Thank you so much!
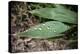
[
  {"left": 24, "top": 30, "right": 28, "bottom": 32},
  {"left": 34, "top": 28, "right": 37, "bottom": 30},
  {"left": 43, "top": 24, "right": 45, "bottom": 25},
  {"left": 39, "top": 28, "right": 42, "bottom": 30},
  {"left": 54, "top": 30, "right": 56, "bottom": 32},
  {"left": 47, "top": 27, "right": 50, "bottom": 29},
  {"left": 26, "top": 30, "right": 28, "bottom": 32},
  {"left": 24, "top": 31, "right": 26, "bottom": 32}
]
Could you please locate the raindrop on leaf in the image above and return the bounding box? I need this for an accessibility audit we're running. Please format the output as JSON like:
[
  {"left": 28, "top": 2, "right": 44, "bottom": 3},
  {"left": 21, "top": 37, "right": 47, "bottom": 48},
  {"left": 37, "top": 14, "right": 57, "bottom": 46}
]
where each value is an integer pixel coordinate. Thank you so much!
[
  {"left": 43, "top": 24, "right": 45, "bottom": 26},
  {"left": 39, "top": 28, "right": 42, "bottom": 30},
  {"left": 47, "top": 27, "right": 50, "bottom": 29},
  {"left": 54, "top": 30, "right": 56, "bottom": 32},
  {"left": 34, "top": 28, "right": 37, "bottom": 30}
]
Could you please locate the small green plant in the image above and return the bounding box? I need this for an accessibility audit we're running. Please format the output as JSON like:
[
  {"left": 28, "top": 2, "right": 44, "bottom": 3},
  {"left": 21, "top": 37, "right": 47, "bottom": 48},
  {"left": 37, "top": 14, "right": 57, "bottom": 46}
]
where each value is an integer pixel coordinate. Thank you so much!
[{"left": 17, "top": 5, "right": 77, "bottom": 39}]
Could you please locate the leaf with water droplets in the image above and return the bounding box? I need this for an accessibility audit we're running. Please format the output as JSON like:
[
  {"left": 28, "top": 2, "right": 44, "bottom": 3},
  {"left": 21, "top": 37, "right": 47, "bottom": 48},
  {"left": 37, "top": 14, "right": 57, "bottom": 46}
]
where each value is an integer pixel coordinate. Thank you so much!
[
  {"left": 17, "top": 21, "right": 70, "bottom": 39},
  {"left": 30, "top": 8, "right": 77, "bottom": 24}
]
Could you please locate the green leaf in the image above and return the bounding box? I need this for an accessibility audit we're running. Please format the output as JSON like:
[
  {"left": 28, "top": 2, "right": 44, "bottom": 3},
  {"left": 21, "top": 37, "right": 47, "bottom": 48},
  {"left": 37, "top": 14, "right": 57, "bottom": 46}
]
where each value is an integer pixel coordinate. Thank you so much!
[
  {"left": 17, "top": 21, "right": 70, "bottom": 39},
  {"left": 30, "top": 8, "right": 77, "bottom": 24},
  {"left": 55, "top": 4, "right": 66, "bottom": 8}
]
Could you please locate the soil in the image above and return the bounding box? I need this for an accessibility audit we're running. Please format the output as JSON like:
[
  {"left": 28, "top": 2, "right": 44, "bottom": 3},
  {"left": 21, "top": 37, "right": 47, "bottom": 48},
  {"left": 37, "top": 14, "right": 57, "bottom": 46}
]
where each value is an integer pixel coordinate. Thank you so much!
[{"left": 11, "top": 34, "right": 70, "bottom": 53}]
